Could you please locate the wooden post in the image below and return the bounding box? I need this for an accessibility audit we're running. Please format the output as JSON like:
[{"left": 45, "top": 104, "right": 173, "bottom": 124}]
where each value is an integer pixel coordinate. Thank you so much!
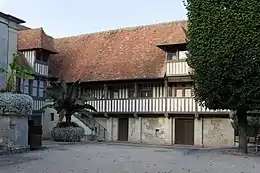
[
  {"left": 104, "top": 84, "right": 108, "bottom": 113},
  {"left": 164, "top": 79, "right": 168, "bottom": 118},
  {"left": 134, "top": 83, "right": 138, "bottom": 115}
]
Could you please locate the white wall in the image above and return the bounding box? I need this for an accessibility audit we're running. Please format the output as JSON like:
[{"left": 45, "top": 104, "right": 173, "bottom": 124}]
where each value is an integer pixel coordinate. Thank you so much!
[{"left": 42, "top": 106, "right": 92, "bottom": 139}]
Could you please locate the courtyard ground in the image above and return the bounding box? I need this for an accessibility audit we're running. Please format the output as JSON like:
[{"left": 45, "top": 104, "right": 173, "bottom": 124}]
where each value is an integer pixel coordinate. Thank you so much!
[{"left": 0, "top": 142, "right": 259, "bottom": 173}]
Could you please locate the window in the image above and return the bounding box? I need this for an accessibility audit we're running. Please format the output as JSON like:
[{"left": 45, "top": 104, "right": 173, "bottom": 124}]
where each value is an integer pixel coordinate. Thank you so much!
[
  {"left": 42, "top": 52, "right": 50, "bottom": 62},
  {"left": 36, "top": 51, "right": 50, "bottom": 63},
  {"left": 167, "top": 52, "right": 177, "bottom": 61},
  {"left": 39, "top": 81, "right": 45, "bottom": 97},
  {"left": 31, "top": 79, "right": 45, "bottom": 98},
  {"left": 32, "top": 80, "right": 38, "bottom": 97},
  {"left": 50, "top": 113, "right": 54, "bottom": 121},
  {"left": 167, "top": 50, "right": 188, "bottom": 61},
  {"left": 128, "top": 90, "right": 135, "bottom": 98},
  {"left": 111, "top": 90, "right": 119, "bottom": 99},
  {"left": 21, "top": 79, "right": 30, "bottom": 94},
  {"left": 138, "top": 84, "right": 153, "bottom": 98},
  {"left": 179, "top": 51, "right": 188, "bottom": 59},
  {"left": 140, "top": 90, "right": 152, "bottom": 97},
  {"left": 36, "top": 51, "right": 42, "bottom": 61}
]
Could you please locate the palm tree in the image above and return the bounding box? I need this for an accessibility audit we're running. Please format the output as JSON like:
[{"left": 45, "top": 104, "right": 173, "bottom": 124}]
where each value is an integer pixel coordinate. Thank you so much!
[
  {"left": 0, "top": 53, "right": 35, "bottom": 92},
  {"left": 41, "top": 77, "right": 97, "bottom": 126}
]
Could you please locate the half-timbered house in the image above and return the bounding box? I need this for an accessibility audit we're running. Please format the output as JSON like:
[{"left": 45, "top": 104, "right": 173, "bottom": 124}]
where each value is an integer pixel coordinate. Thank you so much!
[{"left": 17, "top": 20, "right": 235, "bottom": 147}]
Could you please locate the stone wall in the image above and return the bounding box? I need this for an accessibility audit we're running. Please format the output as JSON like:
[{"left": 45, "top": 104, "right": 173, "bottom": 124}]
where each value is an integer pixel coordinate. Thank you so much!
[
  {"left": 95, "top": 116, "right": 234, "bottom": 147},
  {"left": 141, "top": 117, "right": 171, "bottom": 144},
  {"left": 202, "top": 118, "right": 234, "bottom": 147},
  {"left": 0, "top": 116, "right": 28, "bottom": 149}
]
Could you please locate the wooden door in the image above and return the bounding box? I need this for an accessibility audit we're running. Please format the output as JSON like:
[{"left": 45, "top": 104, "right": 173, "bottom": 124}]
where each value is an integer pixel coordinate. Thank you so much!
[
  {"left": 175, "top": 118, "right": 194, "bottom": 145},
  {"left": 118, "top": 118, "right": 129, "bottom": 141}
]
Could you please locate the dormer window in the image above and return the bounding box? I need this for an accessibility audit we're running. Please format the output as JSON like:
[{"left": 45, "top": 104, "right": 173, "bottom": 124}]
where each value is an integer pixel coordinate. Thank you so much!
[
  {"left": 167, "top": 50, "right": 188, "bottom": 61},
  {"left": 167, "top": 52, "right": 177, "bottom": 61},
  {"left": 36, "top": 51, "right": 50, "bottom": 63}
]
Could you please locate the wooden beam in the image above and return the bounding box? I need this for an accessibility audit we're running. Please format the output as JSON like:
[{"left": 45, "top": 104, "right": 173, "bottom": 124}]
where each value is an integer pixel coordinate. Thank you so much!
[{"left": 164, "top": 79, "right": 168, "bottom": 118}]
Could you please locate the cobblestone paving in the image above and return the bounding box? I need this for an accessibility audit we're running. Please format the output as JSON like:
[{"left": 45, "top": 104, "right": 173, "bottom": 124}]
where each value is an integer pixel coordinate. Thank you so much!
[{"left": 0, "top": 144, "right": 259, "bottom": 173}]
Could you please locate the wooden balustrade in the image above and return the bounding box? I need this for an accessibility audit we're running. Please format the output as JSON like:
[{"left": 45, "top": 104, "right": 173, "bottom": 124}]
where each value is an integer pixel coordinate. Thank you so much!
[
  {"left": 166, "top": 60, "right": 191, "bottom": 76},
  {"left": 87, "top": 97, "right": 229, "bottom": 114}
]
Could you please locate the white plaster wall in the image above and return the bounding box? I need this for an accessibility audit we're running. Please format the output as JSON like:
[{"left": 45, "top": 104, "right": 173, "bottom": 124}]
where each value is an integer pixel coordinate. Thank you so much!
[
  {"left": 202, "top": 118, "right": 234, "bottom": 147},
  {"left": 42, "top": 108, "right": 59, "bottom": 139},
  {"left": 42, "top": 107, "right": 92, "bottom": 139}
]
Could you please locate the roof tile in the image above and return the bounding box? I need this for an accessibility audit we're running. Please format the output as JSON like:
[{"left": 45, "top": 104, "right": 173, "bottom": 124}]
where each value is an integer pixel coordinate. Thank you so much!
[{"left": 50, "top": 20, "right": 187, "bottom": 82}]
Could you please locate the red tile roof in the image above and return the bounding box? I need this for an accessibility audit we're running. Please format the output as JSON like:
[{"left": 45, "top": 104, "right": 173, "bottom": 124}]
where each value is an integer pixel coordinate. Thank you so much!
[
  {"left": 49, "top": 20, "right": 188, "bottom": 82},
  {"left": 18, "top": 28, "right": 57, "bottom": 53}
]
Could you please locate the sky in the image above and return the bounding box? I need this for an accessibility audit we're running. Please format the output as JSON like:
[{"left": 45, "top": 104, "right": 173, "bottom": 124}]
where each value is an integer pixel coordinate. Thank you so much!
[{"left": 0, "top": 0, "right": 187, "bottom": 38}]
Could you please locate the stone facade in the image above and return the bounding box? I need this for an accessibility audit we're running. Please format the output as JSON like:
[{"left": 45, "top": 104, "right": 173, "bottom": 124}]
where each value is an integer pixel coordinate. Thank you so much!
[
  {"left": 202, "top": 118, "right": 234, "bottom": 147},
  {"left": 0, "top": 116, "right": 29, "bottom": 149},
  {"left": 94, "top": 116, "right": 235, "bottom": 147}
]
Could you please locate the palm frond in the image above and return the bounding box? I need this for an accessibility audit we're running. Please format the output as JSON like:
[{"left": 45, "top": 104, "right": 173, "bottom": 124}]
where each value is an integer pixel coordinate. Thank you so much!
[
  {"left": 0, "top": 68, "right": 7, "bottom": 73},
  {"left": 68, "top": 79, "right": 81, "bottom": 101},
  {"left": 73, "top": 103, "right": 97, "bottom": 112},
  {"left": 39, "top": 103, "right": 55, "bottom": 112},
  {"left": 46, "top": 87, "right": 60, "bottom": 100},
  {"left": 59, "top": 109, "right": 66, "bottom": 122},
  {"left": 16, "top": 72, "right": 35, "bottom": 80},
  {"left": 60, "top": 75, "right": 68, "bottom": 98}
]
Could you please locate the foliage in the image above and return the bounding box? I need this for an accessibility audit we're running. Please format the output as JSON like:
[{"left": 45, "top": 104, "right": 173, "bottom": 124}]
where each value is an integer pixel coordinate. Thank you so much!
[
  {"left": 51, "top": 122, "right": 85, "bottom": 142},
  {"left": 184, "top": 0, "right": 260, "bottom": 153},
  {"left": 0, "top": 53, "right": 35, "bottom": 92},
  {"left": 0, "top": 93, "right": 33, "bottom": 116},
  {"left": 40, "top": 77, "right": 96, "bottom": 125},
  {"left": 232, "top": 116, "right": 260, "bottom": 138}
]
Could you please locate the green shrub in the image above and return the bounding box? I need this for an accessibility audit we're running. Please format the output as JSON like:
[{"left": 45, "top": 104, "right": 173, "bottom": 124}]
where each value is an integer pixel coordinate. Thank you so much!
[{"left": 51, "top": 122, "right": 85, "bottom": 142}]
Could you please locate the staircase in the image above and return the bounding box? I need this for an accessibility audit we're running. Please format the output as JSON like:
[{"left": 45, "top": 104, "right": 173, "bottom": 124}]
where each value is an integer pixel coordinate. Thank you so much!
[{"left": 74, "top": 113, "right": 107, "bottom": 141}]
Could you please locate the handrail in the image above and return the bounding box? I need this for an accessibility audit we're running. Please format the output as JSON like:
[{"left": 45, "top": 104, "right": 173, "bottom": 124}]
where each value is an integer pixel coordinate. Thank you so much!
[{"left": 74, "top": 113, "right": 107, "bottom": 140}]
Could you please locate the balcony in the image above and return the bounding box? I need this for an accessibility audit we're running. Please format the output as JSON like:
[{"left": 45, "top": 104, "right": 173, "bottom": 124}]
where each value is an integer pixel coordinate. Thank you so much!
[
  {"left": 166, "top": 60, "right": 191, "bottom": 76},
  {"left": 87, "top": 97, "right": 229, "bottom": 114},
  {"left": 34, "top": 63, "right": 48, "bottom": 76}
]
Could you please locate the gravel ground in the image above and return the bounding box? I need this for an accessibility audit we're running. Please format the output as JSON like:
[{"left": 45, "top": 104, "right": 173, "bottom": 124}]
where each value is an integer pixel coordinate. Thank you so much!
[{"left": 0, "top": 143, "right": 259, "bottom": 173}]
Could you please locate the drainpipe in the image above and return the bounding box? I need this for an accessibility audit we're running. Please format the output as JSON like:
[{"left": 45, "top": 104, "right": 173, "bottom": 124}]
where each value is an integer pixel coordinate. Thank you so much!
[
  {"left": 111, "top": 117, "right": 113, "bottom": 141},
  {"left": 201, "top": 117, "right": 204, "bottom": 147},
  {"left": 140, "top": 117, "right": 142, "bottom": 143},
  {"left": 171, "top": 117, "right": 173, "bottom": 145}
]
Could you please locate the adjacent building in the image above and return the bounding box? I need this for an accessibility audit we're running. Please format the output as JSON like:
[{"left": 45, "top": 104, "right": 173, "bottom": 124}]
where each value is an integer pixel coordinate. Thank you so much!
[
  {"left": 17, "top": 20, "right": 235, "bottom": 147},
  {"left": 0, "top": 12, "right": 25, "bottom": 89}
]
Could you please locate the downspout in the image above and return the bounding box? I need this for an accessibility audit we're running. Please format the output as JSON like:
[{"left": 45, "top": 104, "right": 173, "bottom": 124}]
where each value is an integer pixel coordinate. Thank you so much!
[
  {"left": 111, "top": 117, "right": 113, "bottom": 141},
  {"left": 7, "top": 20, "right": 10, "bottom": 84},
  {"left": 201, "top": 117, "right": 204, "bottom": 147},
  {"left": 171, "top": 117, "right": 173, "bottom": 145},
  {"left": 140, "top": 117, "right": 142, "bottom": 143}
]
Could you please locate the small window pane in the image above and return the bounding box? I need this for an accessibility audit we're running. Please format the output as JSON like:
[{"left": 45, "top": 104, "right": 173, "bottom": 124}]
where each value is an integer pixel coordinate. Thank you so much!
[
  {"left": 167, "top": 52, "right": 177, "bottom": 60},
  {"left": 24, "top": 79, "right": 29, "bottom": 86},
  {"left": 112, "top": 91, "right": 119, "bottom": 99},
  {"left": 179, "top": 51, "right": 188, "bottom": 59},
  {"left": 33, "top": 87, "right": 38, "bottom": 96},
  {"left": 23, "top": 86, "right": 29, "bottom": 94},
  {"left": 39, "top": 88, "right": 44, "bottom": 97},
  {"left": 128, "top": 90, "right": 135, "bottom": 98},
  {"left": 39, "top": 81, "right": 44, "bottom": 88},
  {"left": 33, "top": 80, "right": 38, "bottom": 87},
  {"left": 140, "top": 91, "right": 152, "bottom": 98}
]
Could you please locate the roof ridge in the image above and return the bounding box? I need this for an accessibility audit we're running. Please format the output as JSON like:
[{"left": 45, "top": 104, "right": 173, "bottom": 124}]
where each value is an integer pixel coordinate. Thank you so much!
[{"left": 55, "top": 19, "right": 188, "bottom": 39}]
